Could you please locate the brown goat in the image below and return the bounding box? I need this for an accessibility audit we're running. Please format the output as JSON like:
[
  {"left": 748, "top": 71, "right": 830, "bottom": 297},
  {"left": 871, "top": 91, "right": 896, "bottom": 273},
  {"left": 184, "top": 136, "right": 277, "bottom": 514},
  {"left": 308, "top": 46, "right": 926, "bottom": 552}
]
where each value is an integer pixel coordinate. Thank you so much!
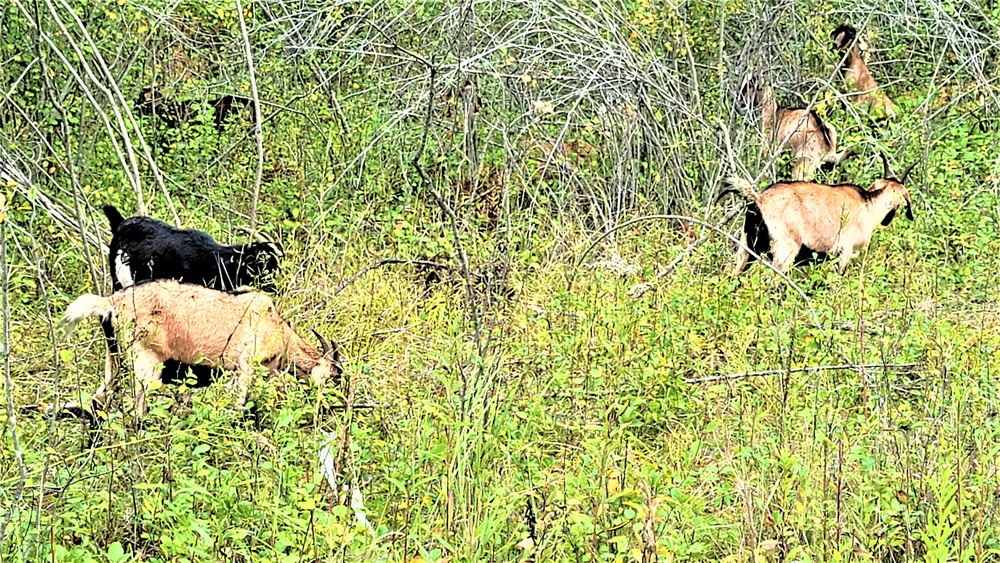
[
  {"left": 831, "top": 24, "right": 898, "bottom": 120},
  {"left": 738, "top": 79, "right": 852, "bottom": 181},
  {"left": 728, "top": 156, "right": 915, "bottom": 276},
  {"left": 63, "top": 280, "right": 340, "bottom": 423}
]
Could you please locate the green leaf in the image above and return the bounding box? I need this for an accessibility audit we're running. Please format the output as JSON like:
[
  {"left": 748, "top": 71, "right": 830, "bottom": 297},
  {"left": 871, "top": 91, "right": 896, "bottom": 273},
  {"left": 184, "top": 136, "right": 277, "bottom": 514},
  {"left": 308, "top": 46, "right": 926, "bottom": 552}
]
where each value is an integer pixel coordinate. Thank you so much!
[{"left": 107, "top": 541, "right": 126, "bottom": 563}]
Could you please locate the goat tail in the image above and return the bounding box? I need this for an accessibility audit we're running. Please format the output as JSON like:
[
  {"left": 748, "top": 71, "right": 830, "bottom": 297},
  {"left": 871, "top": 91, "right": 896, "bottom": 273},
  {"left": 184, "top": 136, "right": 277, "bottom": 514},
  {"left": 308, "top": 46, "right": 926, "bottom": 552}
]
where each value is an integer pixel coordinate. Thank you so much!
[
  {"left": 63, "top": 294, "right": 114, "bottom": 337},
  {"left": 724, "top": 177, "right": 760, "bottom": 203},
  {"left": 102, "top": 205, "right": 125, "bottom": 233}
]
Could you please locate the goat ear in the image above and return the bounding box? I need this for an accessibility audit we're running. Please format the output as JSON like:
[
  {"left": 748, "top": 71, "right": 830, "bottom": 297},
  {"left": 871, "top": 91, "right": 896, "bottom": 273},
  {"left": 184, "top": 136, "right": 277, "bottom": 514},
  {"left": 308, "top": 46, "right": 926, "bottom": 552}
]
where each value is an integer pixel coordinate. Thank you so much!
[
  {"left": 832, "top": 31, "right": 845, "bottom": 49},
  {"left": 881, "top": 208, "right": 897, "bottom": 226},
  {"left": 327, "top": 340, "right": 342, "bottom": 374}
]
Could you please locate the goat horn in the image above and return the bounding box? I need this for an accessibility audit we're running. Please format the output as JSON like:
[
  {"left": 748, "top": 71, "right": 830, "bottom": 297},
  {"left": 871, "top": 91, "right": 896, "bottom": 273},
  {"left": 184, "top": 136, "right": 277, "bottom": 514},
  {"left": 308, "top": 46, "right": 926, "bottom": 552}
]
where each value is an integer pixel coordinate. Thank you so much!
[
  {"left": 880, "top": 152, "right": 892, "bottom": 179},
  {"left": 236, "top": 226, "right": 274, "bottom": 244},
  {"left": 312, "top": 328, "right": 333, "bottom": 355},
  {"left": 900, "top": 161, "right": 917, "bottom": 183}
]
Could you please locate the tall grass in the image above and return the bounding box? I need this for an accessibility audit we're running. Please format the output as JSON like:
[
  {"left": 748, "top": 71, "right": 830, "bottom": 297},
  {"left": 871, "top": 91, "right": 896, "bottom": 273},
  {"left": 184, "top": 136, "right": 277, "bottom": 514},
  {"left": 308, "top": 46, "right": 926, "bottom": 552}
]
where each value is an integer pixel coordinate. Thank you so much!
[{"left": 1, "top": 0, "right": 1000, "bottom": 560}]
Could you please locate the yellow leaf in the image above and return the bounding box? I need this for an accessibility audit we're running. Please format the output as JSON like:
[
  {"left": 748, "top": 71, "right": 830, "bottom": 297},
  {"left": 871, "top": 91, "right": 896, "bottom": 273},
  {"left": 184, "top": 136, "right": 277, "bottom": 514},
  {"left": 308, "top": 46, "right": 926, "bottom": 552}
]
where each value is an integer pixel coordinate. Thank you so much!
[
  {"left": 533, "top": 100, "right": 554, "bottom": 115},
  {"left": 297, "top": 498, "right": 316, "bottom": 510},
  {"left": 759, "top": 539, "right": 779, "bottom": 551},
  {"left": 515, "top": 536, "right": 535, "bottom": 550},
  {"left": 520, "top": 74, "right": 533, "bottom": 84}
]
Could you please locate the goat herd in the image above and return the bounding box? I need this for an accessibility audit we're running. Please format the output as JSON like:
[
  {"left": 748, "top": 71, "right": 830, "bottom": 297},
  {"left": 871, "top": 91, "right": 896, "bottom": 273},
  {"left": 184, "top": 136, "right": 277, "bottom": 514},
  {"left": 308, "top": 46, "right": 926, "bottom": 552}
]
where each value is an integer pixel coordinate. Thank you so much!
[
  {"left": 46, "top": 205, "right": 340, "bottom": 427},
  {"left": 725, "top": 24, "right": 914, "bottom": 276},
  {"left": 43, "top": 24, "right": 913, "bottom": 428}
]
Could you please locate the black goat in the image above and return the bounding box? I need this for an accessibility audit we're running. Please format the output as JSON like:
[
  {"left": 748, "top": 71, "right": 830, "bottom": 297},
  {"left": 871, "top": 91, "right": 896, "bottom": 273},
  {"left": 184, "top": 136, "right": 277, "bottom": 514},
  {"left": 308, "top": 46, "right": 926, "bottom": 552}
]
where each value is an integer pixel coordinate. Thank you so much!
[
  {"left": 208, "top": 95, "right": 256, "bottom": 131},
  {"left": 103, "top": 204, "right": 283, "bottom": 386},
  {"left": 104, "top": 205, "right": 282, "bottom": 293},
  {"left": 134, "top": 88, "right": 189, "bottom": 129},
  {"left": 134, "top": 88, "right": 256, "bottom": 132}
]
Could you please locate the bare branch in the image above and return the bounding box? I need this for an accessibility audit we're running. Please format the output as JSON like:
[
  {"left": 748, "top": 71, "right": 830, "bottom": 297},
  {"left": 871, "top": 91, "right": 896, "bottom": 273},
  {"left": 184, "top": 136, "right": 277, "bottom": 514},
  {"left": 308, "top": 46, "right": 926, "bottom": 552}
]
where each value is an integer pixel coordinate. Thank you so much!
[{"left": 686, "top": 363, "right": 920, "bottom": 384}]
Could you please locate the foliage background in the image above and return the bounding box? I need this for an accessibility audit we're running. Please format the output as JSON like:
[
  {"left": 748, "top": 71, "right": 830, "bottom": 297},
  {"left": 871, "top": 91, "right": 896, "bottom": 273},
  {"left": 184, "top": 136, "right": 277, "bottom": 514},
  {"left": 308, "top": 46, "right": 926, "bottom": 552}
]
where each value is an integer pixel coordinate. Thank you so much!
[{"left": 2, "top": 0, "right": 1000, "bottom": 561}]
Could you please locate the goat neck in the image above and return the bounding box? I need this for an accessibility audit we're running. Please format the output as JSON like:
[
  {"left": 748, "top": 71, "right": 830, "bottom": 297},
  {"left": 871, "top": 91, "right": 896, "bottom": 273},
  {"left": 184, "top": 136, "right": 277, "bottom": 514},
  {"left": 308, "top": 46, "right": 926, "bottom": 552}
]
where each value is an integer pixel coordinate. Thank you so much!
[
  {"left": 757, "top": 84, "right": 778, "bottom": 133},
  {"left": 279, "top": 327, "right": 340, "bottom": 386}
]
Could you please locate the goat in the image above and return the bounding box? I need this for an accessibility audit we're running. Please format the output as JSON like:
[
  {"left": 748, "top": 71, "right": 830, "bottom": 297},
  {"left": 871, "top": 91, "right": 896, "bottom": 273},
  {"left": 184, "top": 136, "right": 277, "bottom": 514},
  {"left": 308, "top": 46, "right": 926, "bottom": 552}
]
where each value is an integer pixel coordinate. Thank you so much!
[
  {"left": 103, "top": 204, "right": 283, "bottom": 387},
  {"left": 135, "top": 88, "right": 256, "bottom": 132},
  {"left": 63, "top": 280, "right": 340, "bottom": 423},
  {"left": 727, "top": 154, "right": 914, "bottom": 276},
  {"left": 134, "top": 87, "right": 189, "bottom": 129},
  {"left": 831, "top": 24, "right": 898, "bottom": 120},
  {"left": 208, "top": 95, "right": 256, "bottom": 131},
  {"left": 738, "top": 78, "right": 852, "bottom": 181},
  {"left": 104, "top": 204, "right": 282, "bottom": 293}
]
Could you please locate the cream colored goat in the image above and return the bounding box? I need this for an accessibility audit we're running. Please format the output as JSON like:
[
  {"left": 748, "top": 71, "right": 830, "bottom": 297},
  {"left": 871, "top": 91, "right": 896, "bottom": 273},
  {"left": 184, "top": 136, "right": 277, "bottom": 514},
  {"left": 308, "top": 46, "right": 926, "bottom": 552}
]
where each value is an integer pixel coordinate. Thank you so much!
[
  {"left": 739, "top": 79, "right": 852, "bottom": 181},
  {"left": 831, "top": 24, "right": 897, "bottom": 120},
  {"left": 63, "top": 280, "right": 340, "bottom": 422},
  {"left": 727, "top": 158, "right": 914, "bottom": 276}
]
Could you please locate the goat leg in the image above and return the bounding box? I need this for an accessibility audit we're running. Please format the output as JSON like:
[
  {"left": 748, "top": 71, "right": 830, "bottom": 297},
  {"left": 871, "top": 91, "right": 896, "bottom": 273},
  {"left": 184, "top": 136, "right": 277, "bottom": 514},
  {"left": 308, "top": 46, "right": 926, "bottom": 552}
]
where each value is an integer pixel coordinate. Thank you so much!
[
  {"left": 232, "top": 355, "right": 256, "bottom": 407},
  {"left": 90, "top": 349, "right": 117, "bottom": 414},
  {"left": 791, "top": 157, "right": 818, "bottom": 182},
  {"left": 732, "top": 239, "right": 751, "bottom": 277},
  {"left": 131, "top": 349, "right": 162, "bottom": 425},
  {"left": 771, "top": 241, "right": 800, "bottom": 275}
]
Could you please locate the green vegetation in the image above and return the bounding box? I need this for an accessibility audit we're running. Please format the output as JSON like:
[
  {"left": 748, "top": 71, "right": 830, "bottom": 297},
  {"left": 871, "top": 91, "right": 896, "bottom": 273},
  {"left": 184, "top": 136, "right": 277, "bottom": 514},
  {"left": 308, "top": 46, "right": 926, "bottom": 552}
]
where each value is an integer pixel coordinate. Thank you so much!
[{"left": 2, "top": 0, "right": 1000, "bottom": 560}]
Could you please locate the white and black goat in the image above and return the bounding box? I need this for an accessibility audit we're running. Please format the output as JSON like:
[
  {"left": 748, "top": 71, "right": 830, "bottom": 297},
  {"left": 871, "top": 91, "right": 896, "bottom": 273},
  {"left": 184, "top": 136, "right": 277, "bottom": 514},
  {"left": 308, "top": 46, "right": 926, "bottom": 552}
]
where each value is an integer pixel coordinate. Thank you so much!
[
  {"left": 727, "top": 154, "right": 914, "bottom": 276},
  {"left": 738, "top": 78, "right": 852, "bottom": 181},
  {"left": 104, "top": 205, "right": 282, "bottom": 293},
  {"left": 63, "top": 280, "right": 340, "bottom": 423},
  {"left": 831, "top": 24, "right": 897, "bottom": 120}
]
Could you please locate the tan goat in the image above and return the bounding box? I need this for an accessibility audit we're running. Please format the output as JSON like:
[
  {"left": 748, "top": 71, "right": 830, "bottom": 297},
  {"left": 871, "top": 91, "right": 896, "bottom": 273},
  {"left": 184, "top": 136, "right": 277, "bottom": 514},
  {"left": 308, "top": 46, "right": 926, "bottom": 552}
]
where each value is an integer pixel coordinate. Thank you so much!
[
  {"left": 727, "top": 156, "right": 914, "bottom": 276},
  {"left": 63, "top": 280, "right": 340, "bottom": 423},
  {"left": 831, "top": 24, "right": 898, "bottom": 120},
  {"left": 739, "top": 78, "right": 852, "bottom": 181}
]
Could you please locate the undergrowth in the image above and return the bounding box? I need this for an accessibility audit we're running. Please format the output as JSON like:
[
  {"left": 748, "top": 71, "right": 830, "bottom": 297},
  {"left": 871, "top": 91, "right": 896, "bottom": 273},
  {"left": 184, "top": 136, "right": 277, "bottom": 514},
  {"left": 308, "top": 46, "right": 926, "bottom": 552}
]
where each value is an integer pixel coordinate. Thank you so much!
[{"left": 3, "top": 0, "right": 1000, "bottom": 561}]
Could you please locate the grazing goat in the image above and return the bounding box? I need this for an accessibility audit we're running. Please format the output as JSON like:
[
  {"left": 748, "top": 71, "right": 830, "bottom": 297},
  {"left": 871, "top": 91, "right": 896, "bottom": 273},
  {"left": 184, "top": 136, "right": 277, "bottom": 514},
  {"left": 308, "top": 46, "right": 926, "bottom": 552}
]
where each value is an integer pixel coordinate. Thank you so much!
[
  {"left": 135, "top": 88, "right": 256, "bottom": 131},
  {"left": 63, "top": 280, "right": 340, "bottom": 423},
  {"left": 831, "top": 24, "right": 898, "bottom": 120},
  {"left": 727, "top": 155, "right": 914, "bottom": 276},
  {"left": 104, "top": 204, "right": 283, "bottom": 387},
  {"left": 738, "top": 78, "right": 852, "bottom": 181},
  {"left": 104, "top": 205, "right": 282, "bottom": 293},
  {"left": 134, "top": 88, "right": 188, "bottom": 129}
]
